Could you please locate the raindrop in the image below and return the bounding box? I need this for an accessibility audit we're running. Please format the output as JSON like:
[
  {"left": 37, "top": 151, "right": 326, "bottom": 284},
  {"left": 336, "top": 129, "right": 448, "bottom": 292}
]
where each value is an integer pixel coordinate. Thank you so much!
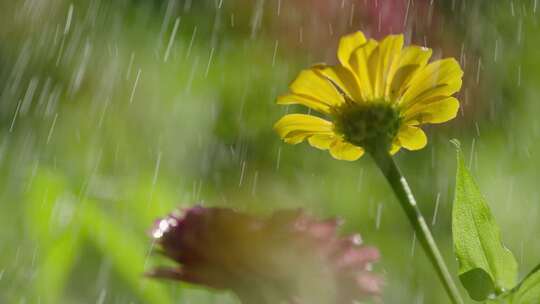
[
  {"left": 276, "top": 146, "right": 282, "bottom": 171},
  {"left": 186, "top": 26, "right": 198, "bottom": 59},
  {"left": 97, "top": 289, "right": 107, "bottom": 304},
  {"left": 20, "top": 78, "right": 39, "bottom": 115},
  {"left": 357, "top": 169, "right": 364, "bottom": 191},
  {"left": 494, "top": 39, "right": 499, "bottom": 62},
  {"left": 431, "top": 193, "right": 441, "bottom": 226},
  {"left": 164, "top": 17, "right": 181, "bottom": 62},
  {"left": 517, "top": 20, "right": 523, "bottom": 45},
  {"left": 152, "top": 151, "right": 162, "bottom": 186},
  {"left": 272, "top": 40, "right": 279, "bottom": 67},
  {"left": 98, "top": 98, "right": 110, "bottom": 128},
  {"left": 476, "top": 57, "right": 482, "bottom": 84},
  {"left": 204, "top": 47, "right": 215, "bottom": 78},
  {"left": 415, "top": 291, "right": 425, "bottom": 304},
  {"left": 64, "top": 4, "right": 74, "bottom": 35},
  {"left": 239, "top": 160, "right": 246, "bottom": 187},
  {"left": 9, "top": 99, "right": 22, "bottom": 132},
  {"left": 250, "top": 0, "right": 264, "bottom": 39},
  {"left": 410, "top": 232, "right": 416, "bottom": 257},
  {"left": 185, "top": 55, "right": 199, "bottom": 93},
  {"left": 183, "top": 0, "right": 192, "bottom": 12},
  {"left": 251, "top": 171, "right": 259, "bottom": 196},
  {"left": 31, "top": 245, "right": 39, "bottom": 267},
  {"left": 511, "top": 1, "right": 515, "bottom": 16},
  {"left": 129, "top": 68, "right": 141, "bottom": 104},
  {"left": 468, "top": 138, "right": 475, "bottom": 169},
  {"left": 46, "top": 113, "right": 58, "bottom": 144},
  {"left": 126, "top": 52, "right": 135, "bottom": 79},
  {"left": 349, "top": 3, "right": 355, "bottom": 27},
  {"left": 403, "top": 0, "right": 411, "bottom": 27},
  {"left": 375, "top": 203, "right": 383, "bottom": 230}
]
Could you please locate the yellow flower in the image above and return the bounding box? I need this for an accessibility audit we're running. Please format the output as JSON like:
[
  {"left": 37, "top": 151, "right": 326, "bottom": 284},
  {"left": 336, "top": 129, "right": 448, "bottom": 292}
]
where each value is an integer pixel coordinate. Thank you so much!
[{"left": 274, "top": 31, "right": 463, "bottom": 161}]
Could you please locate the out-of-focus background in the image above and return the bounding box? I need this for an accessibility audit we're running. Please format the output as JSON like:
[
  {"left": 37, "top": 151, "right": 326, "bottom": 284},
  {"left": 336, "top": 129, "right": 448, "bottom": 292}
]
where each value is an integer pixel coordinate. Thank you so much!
[{"left": 0, "top": 0, "right": 538, "bottom": 303}]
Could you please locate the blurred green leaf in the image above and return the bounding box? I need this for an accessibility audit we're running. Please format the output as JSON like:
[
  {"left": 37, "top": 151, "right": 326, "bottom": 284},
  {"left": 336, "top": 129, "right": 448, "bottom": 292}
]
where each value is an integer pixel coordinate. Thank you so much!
[
  {"left": 452, "top": 141, "right": 518, "bottom": 301},
  {"left": 80, "top": 201, "right": 173, "bottom": 304},
  {"left": 25, "top": 168, "right": 174, "bottom": 303},
  {"left": 25, "top": 169, "right": 81, "bottom": 304},
  {"left": 25, "top": 169, "right": 72, "bottom": 243},
  {"left": 35, "top": 232, "right": 80, "bottom": 304}
]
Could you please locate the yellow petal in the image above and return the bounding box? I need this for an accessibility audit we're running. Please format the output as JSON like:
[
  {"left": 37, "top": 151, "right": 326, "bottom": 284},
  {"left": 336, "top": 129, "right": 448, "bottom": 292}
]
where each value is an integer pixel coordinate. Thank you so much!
[
  {"left": 397, "top": 125, "right": 427, "bottom": 150},
  {"left": 349, "top": 39, "right": 378, "bottom": 100},
  {"left": 400, "top": 58, "right": 463, "bottom": 107},
  {"left": 337, "top": 31, "right": 367, "bottom": 68},
  {"left": 329, "top": 139, "right": 364, "bottom": 161},
  {"left": 313, "top": 64, "right": 363, "bottom": 102},
  {"left": 288, "top": 69, "right": 345, "bottom": 110},
  {"left": 308, "top": 134, "right": 335, "bottom": 150},
  {"left": 403, "top": 97, "right": 460, "bottom": 124},
  {"left": 369, "top": 34, "right": 403, "bottom": 98},
  {"left": 389, "top": 143, "right": 401, "bottom": 155},
  {"left": 274, "top": 114, "right": 334, "bottom": 144},
  {"left": 277, "top": 94, "right": 333, "bottom": 114},
  {"left": 387, "top": 46, "right": 433, "bottom": 99}
]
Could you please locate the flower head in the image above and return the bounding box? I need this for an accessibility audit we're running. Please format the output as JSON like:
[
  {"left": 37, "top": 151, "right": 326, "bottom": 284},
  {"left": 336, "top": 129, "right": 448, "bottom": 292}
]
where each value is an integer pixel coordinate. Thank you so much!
[
  {"left": 274, "top": 31, "right": 463, "bottom": 160},
  {"left": 148, "top": 206, "right": 382, "bottom": 304}
]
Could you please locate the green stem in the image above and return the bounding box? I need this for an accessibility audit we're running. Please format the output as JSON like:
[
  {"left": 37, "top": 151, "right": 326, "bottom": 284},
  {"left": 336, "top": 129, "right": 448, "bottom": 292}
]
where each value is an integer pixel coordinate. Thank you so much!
[{"left": 369, "top": 149, "right": 464, "bottom": 304}]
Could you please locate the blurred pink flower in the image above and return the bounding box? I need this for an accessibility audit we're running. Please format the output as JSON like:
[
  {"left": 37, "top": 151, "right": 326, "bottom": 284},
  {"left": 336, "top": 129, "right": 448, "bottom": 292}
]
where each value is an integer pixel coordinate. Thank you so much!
[{"left": 148, "top": 206, "right": 382, "bottom": 304}]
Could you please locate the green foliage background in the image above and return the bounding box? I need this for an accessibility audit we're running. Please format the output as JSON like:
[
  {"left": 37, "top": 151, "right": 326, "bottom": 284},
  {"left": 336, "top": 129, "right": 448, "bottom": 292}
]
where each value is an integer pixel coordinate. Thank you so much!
[{"left": 0, "top": 0, "right": 539, "bottom": 303}]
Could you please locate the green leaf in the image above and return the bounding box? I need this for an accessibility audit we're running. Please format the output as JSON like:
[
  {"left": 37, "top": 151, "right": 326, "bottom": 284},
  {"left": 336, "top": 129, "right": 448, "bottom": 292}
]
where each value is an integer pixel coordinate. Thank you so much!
[
  {"left": 35, "top": 232, "right": 80, "bottom": 304},
  {"left": 452, "top": 140, "right": 518, "bottom": 301},
  {"left": 508, "top": 264, "right": 540, "bottom": 303},
  {"left": 80, "top": 202, "right": 174, "bottom": 304},
  {"left": 25, "top": 169, "right": 81, "bottom": 304}
]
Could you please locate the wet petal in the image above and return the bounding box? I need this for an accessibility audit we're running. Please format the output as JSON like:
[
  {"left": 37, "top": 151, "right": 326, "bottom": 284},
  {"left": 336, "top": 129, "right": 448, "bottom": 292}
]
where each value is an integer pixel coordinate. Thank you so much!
[
  {"left": 337, "top": 31, "right": 367, "bottom": 68},
  {"left": 397, "top": 125, "right": 427, "bottom": 150},
  {"left": 349, "top": 39, "right": 379, "bottom": 100},
  {"left": 369, "top": 34, "right": 403, "bottom": 98},
  {"left": 289, "top": 69, "right": 345, "bottom": 110},
  {"left": 308, "top": 134, "right": 335, "bottom": 150},
  {"left": 355, "top": 272, "right": 384, "bottom": 295},
  {"left": 277, "top": 94, "right": 333, "bottom": 114},
  {"left": 387, "top": 46, "right": 433, "bottom": 99},
  {"left": 403, "top": 97, "right": 460, "bottom": 124},
  {"left": 389, "top": 143, "right": 401, "bottom": 155},
  {"left": 313, "top": 64, "right": 363, "bottom": 102},
  {"left": 274, "top": 114, "right": 334, "bottom": 144},
  {"left": 329, "top": 139, "right": 364, "bottom": 161},
  {"left": 400, "top": 58, "right": 463, "bottom": 107},
  {"left": 336, "top": 246, "right": 380, "bottom": 269}
]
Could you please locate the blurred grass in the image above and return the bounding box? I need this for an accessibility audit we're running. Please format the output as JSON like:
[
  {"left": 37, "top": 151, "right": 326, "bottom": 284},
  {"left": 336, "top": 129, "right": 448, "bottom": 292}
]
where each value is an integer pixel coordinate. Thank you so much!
[{"left": 0, "top": 0, "right": 539, "bottom": 303}]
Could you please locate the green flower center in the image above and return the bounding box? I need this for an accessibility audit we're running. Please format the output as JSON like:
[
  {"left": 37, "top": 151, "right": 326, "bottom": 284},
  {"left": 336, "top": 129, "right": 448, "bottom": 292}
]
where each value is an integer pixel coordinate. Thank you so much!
[{"left": 333, "top": 100, "right": 401, "bottom": 153}]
